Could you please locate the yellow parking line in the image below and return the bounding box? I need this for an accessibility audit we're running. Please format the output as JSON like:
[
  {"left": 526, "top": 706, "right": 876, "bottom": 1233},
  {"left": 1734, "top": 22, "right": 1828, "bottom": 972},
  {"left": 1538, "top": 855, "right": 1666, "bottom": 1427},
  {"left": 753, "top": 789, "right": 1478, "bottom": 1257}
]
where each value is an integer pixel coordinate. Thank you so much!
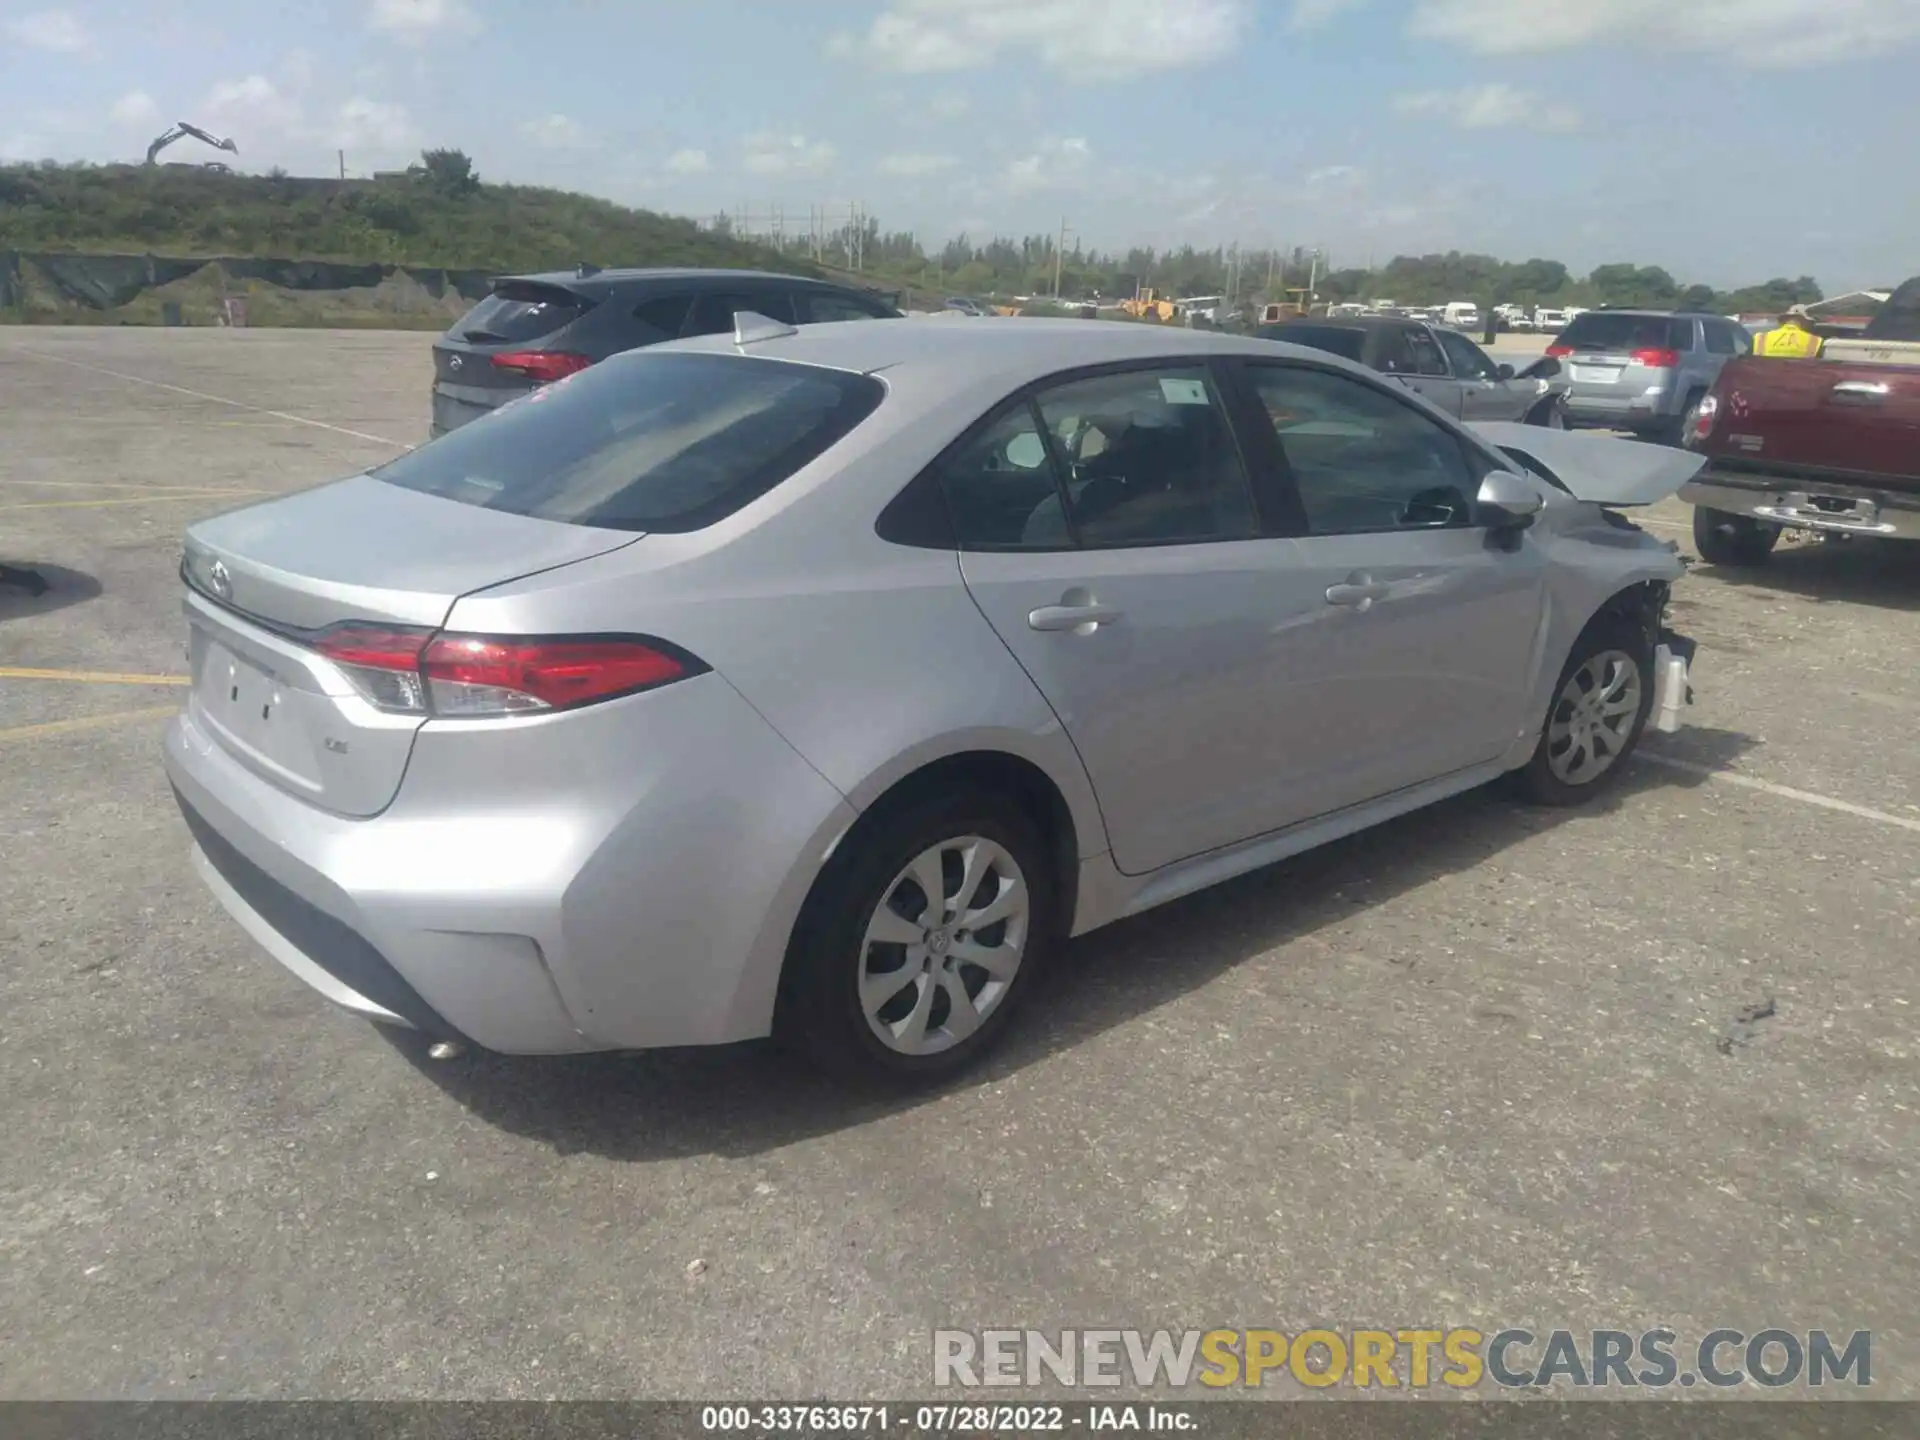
[
  {"left": 0, "top": 705, "right": 177, "bottom": 744},
  {"left": 0, "top": 491, "right": 254, "bottom": 512},
  {"left": 0, "top": 479, "right": 271, "bottom": 493},
  {"left": 0, "top": 666, "right": 190, "bottom": 686}
]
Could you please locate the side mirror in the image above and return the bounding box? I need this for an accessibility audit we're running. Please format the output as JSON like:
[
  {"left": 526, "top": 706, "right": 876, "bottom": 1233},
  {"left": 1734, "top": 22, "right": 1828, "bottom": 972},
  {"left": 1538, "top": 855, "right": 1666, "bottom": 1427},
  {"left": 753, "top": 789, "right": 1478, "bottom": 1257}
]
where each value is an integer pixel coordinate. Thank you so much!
[
  {"left": 1497, "top": 363, "right": 1515, "bottom": 379},
  {"left": 1477, "top": 470, "right": 1544, "bottom": 529}
]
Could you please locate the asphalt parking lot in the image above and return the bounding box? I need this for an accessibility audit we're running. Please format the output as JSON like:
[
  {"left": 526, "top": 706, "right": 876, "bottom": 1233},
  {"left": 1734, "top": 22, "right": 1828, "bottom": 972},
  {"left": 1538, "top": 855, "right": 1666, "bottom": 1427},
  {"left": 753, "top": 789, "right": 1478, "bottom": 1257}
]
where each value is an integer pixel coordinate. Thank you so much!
[{"left": 3, "top": 327, "right": 1917, "bottom": 1400}]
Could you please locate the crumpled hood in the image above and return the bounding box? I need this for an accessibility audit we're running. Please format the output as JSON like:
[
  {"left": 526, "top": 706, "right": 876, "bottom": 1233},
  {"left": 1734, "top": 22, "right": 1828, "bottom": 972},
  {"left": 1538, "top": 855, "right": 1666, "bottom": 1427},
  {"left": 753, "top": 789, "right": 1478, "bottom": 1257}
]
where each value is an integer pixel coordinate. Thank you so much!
[{"left": 1468, "top": 423, "right": 1707, "bottom": 507}]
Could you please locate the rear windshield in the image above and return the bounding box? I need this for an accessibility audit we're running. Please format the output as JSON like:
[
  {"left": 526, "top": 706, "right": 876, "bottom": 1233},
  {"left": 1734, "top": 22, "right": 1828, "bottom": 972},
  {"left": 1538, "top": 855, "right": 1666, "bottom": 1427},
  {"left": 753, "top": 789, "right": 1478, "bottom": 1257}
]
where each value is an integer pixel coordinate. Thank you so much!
[
  {"left": 1557, "top": 313, "right": 1689, "bottom": 351},
  {"left": 1260, "top": 324, "right": 1366, "bottom": 362},
  {"left": 374, "top": 352, "right": 884, "bottom": 532},
  {"left": 451, "top": 281, "right": 594, "bottom": 344}
]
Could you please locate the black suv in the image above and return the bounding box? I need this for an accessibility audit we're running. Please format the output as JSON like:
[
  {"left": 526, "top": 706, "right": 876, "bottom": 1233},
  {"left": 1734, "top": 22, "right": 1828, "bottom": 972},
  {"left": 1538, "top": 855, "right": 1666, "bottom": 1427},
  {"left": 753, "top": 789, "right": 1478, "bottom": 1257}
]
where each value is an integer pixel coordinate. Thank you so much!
[{"left": 430, "top": 267, "right": 903, "bottom": 436}]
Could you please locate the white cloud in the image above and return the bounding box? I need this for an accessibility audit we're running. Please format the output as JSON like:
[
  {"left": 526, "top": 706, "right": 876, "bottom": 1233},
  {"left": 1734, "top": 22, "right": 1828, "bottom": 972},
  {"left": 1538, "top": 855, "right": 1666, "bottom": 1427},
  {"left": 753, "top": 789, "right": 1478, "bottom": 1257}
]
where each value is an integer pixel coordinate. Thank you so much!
[
  {"left": 1006, "top": 134, "right": 1092, "bottom": 192},
  {"left": 0, "top": 132, "right": 50, "bottom": 161},
  {"left": 665, "top": 147, "right": 711, "bottom": 175},
  {"left": 835, "top": 0, "right": 1249, "bottom": 79},
  {"left": 521, "top": 113, "right": 586, "bottom": 149},
  {"left": 1395, "top": 82, "right": 1579, "bottom": 131},
  {"left": 1307, "top": 163, "right": 1357, "bottom": 184},
  {"left": 878, "top": 151, "right": 958, "bottom": 176},
  {"left": 108, "top": 91, "right": 158, "bottom": 127},
  {"left": 203, "top": 74, "right": 302, "bottom": 131},
  {"left": 331, "top": 97, "right": 417, "bottom": 151},
  {"left": 926, "top": 90, "right": 971, "bottom": 120},
  {"left": 1287, "top": 0, "right": 1361, "bottom": 29},
  {"left": 741, "top": 132, "right": 837, "bottom": 175},
  {"left": 1408, "top": 0, "right": 1920, "bottom": 67},
  {"left": 367, "top": 0, "right": 477, "bottom": 45},
  {"left": 4, "top": 9, "right": 90, "bottom": 52}
]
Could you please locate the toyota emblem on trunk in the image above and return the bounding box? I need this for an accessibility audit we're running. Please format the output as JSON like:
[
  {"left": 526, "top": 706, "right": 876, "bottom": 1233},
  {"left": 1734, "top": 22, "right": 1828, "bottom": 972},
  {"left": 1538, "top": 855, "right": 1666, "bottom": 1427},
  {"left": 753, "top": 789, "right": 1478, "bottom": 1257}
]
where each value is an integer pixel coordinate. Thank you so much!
[
  {"left": 208, "top": 560, "right": 232, "bottom": 599},
  {"left": 448, "top": 354, "right": 464, "bottom": 371}
]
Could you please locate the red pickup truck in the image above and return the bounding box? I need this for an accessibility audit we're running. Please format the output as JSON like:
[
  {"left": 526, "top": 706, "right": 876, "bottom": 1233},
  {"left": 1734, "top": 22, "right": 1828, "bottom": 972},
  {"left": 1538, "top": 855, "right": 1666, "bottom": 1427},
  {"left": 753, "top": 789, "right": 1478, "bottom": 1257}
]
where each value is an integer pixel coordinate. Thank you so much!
[{"left": 1680, "top": 277, "right": 1920, "bottom": 566}]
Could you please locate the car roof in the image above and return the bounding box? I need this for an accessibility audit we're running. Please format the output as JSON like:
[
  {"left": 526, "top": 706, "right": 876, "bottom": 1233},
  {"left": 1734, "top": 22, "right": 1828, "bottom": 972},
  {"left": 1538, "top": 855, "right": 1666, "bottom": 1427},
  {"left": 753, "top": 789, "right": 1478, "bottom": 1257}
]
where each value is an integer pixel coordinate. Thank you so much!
[
  {"left": 653, "top": 316, "right": 1355, "bottom": 388},
  {"left": 500, "top": 266, "right": 865, "bottom": 291}
]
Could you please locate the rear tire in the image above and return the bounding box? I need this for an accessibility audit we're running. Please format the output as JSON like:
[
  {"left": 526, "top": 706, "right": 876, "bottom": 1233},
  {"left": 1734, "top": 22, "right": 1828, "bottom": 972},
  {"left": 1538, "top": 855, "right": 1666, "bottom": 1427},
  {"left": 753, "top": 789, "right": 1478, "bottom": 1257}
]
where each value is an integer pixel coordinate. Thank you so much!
[
  {"left": 1692, "top": 506, "right": 1781, "bottom": 567},
  {"left": 1659, "top": 389, "right": 1706, "bottom": 447},
  {"left": 1512, "top": 615, "right": 1656, "bottom": 807},
  {"left": 775, "top": 792, "right": 1056, "bottom": 1085},
  {"left": 1524, "top": 394, "right": 1567, "bottom": 429}
]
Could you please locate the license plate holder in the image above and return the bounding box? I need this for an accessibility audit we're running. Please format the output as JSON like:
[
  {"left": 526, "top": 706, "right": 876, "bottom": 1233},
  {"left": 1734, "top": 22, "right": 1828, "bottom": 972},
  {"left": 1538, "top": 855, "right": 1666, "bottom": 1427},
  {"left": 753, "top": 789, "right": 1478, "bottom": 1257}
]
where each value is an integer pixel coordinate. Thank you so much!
[{"left": 1570, "top": 364, "right": 1619, "bottom": 384}]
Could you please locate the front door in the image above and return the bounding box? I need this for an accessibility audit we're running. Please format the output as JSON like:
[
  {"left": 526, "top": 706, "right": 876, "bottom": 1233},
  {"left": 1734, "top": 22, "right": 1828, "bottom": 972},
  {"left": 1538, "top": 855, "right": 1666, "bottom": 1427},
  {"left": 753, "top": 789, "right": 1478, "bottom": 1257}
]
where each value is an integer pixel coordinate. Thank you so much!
[
  {"left": 1232, "top": 359, "right": 1547, "bottom": 812},
  {"left": 1435, "top": 327, "right": 1527, "bottom": 421}
]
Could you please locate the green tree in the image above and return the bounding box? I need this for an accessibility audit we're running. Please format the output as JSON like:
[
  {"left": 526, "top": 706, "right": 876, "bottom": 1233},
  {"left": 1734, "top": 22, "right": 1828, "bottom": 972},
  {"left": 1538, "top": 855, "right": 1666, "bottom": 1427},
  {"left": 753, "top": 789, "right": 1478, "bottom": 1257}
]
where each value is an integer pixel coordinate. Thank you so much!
[{"left": 419, "top": 148, "right": 479, "bottom": 198}]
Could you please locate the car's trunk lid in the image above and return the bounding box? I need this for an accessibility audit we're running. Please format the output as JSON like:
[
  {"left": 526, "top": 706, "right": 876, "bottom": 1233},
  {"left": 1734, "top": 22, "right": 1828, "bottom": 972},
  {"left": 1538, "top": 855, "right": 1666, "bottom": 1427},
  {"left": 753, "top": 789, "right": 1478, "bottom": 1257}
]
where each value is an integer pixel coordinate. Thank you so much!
[{"left": 181, "top": 477, "right": 638, "bottom": 816}]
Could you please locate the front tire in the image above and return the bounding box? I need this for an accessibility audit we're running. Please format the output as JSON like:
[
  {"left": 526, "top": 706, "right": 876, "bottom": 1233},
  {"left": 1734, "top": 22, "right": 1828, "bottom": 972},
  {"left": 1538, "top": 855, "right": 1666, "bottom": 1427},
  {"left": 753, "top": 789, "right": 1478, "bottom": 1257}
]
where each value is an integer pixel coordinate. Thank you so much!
[
  {"left": 1692, "top": 506, "right": 1781, "bottom": 567},
  {"left": 776, "top": 793, "right": 1055, "bottom": 1084},
  {"left": 1513, "top": 616, "right": 1656, "bottom": 807}
]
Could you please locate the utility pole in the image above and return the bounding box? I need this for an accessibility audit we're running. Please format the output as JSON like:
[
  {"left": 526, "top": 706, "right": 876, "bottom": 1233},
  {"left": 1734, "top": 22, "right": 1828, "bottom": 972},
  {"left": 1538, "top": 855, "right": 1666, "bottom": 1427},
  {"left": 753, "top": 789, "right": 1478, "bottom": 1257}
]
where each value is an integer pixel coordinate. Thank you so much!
[
  {"left": 1307, "top": 247, "right": 1321, "bottom": 310},
  {"left": 1053, "top": 216, "right": 1073, "bottom": 299},
  {"left": 337, "top": 149, "right": 345, "bottom": 180},
  {"left": 1265, "top": 246, "right": 1276, "bottom": 295}
]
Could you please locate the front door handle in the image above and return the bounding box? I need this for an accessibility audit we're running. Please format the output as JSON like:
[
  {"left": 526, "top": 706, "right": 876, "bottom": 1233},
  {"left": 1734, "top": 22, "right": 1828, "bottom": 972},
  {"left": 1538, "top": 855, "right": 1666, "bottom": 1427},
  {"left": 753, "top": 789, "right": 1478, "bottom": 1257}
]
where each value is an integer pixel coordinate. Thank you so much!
[
  {"left": 1325, "top": 572, "right": 1390, "bottom": 610},
  {"left": 1028, "top": 602, "right": 1121, "bottom": 633}
]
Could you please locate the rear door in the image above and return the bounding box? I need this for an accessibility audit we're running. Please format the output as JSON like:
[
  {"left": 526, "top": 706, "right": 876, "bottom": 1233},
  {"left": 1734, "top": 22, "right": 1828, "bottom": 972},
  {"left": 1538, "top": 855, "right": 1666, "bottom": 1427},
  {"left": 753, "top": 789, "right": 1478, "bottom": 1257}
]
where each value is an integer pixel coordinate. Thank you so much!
[
  {"left": 943, "top": 361, "right": 1313, "bottom": 874},
  {"left": 1232, "top": 359, "right": 1546, "bottom": 811}
]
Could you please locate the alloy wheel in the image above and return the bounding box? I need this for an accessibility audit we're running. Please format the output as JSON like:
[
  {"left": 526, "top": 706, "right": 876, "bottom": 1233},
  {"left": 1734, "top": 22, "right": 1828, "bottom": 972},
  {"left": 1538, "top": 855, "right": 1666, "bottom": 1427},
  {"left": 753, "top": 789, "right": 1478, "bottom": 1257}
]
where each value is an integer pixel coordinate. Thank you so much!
[
  {"left": 1547, "top": 649, "right": 1642, "bottom": 786},
  {"left": 858, "top": 835, "right": 1029, "bottom": 1056}
]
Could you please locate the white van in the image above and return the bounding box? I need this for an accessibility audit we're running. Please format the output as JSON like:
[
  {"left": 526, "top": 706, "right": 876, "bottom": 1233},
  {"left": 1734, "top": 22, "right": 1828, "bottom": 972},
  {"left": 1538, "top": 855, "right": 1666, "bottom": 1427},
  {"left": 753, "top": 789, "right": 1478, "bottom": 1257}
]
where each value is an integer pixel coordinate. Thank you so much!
[{"left": 1442, "top": 301, "right": 1482, "bottom": 330}]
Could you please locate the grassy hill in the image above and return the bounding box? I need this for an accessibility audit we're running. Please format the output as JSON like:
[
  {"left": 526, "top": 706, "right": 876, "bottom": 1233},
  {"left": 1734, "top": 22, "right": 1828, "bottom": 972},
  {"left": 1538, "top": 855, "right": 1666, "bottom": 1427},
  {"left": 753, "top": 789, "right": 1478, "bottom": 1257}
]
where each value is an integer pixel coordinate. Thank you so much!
[{"left": 0, "top": 161, "right": 816, "bottom": 275}]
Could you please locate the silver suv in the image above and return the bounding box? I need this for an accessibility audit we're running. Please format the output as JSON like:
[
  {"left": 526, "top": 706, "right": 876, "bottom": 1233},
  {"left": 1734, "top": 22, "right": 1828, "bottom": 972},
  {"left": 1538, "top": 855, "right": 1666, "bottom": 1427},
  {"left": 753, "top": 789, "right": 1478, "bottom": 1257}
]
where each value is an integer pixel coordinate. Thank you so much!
[{"left": 1547, "top": 310, "right": 1749, "bottom": 442}]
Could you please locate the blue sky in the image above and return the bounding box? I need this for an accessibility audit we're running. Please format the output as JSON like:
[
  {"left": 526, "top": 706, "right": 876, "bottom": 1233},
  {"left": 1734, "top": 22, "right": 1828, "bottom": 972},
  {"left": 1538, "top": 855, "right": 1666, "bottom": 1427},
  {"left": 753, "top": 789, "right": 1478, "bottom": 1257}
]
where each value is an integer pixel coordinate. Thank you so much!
[{"left": 3, "top": 0, "right": 1917, "bottom": 288}]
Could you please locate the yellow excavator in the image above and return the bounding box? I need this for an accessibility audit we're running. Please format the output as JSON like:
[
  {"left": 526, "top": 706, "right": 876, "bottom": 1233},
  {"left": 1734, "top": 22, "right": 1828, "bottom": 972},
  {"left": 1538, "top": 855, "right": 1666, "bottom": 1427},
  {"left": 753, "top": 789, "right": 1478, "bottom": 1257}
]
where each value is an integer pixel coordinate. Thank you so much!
[{"left": 1119, "top": 287, "right": 1178, "bottom": 322}]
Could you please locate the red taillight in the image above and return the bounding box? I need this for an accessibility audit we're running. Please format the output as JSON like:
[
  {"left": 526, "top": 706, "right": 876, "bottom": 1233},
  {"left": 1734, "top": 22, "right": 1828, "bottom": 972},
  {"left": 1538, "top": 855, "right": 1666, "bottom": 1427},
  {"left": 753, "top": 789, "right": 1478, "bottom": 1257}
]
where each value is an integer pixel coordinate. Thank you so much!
[
  {"left": 1630, "top": 347, "right": 1680, "bottom": 368},
  {"left": 489, "top": 350, "right": 592, "bottom": 383},
  {"left": 1544, "top": 344, "right": 1573, "bottom": 358},
  {"left": 313, "top": 625, "right": 431, "bottom": 671},
  {"left": 1686, "top": 394, "right": 1720, "bottom": 447},
  {"left": 309, "top": 625, "right": 698, "bottom": 717},
  {"left": 421, "top": 635, "right": 696, "bottom": 716}
]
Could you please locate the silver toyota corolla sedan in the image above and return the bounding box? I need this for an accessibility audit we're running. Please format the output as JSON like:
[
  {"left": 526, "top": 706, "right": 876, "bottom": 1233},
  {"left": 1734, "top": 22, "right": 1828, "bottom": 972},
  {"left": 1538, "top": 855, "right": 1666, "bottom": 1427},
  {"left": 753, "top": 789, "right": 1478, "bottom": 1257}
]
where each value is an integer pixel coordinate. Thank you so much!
[{"left": 164, "top": 317, "right": 1701, "bottom": 1082}]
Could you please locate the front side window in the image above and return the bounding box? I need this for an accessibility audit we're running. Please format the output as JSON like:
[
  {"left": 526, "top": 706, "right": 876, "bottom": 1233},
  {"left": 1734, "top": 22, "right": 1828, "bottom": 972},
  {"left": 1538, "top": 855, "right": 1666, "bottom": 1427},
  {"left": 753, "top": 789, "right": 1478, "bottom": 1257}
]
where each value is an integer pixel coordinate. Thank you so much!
[
  {"left": 375, "top": 352, "right": 882, "bottom": 533},
  {"left": 1435, "top": 329, "right": 1499, "bottom": 380},
  {"left": 1246, "top": 365, "right": 1478, "bottom": 535}
]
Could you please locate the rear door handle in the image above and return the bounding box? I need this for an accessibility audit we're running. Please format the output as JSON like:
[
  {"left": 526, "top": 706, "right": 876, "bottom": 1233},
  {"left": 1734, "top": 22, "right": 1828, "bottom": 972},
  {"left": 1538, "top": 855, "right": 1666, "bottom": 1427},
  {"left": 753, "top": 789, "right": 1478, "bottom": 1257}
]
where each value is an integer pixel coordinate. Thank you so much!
[
  {"left": 1028, "top": 602, "right": 1121, "bottom": 632},
  {"left": 1325, "top": 572, "right": 1390, "bottom": 610}
]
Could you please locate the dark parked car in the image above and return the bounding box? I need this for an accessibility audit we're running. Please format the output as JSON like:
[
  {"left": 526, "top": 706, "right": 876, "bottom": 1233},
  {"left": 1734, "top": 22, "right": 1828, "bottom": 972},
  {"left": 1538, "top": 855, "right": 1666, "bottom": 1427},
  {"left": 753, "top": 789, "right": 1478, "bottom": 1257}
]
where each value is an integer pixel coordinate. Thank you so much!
[
  {"left": 430, "top": 267, "right": 903, "bottom": 436},
  {"left": 1259, "top": 316, "right": 1568, "bottom": 425}
]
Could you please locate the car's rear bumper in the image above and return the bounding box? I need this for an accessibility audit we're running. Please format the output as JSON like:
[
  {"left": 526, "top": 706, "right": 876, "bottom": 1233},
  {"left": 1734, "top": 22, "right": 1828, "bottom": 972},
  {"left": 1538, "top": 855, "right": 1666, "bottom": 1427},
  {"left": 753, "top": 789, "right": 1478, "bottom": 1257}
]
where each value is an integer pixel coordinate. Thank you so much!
[
  {"left": 1679, "top": 466, "right": 1920, "bottom": 540},
  {"left": 162, "top": 673, "right": 859, "bottom": 1053},
  {"left": 1563, "top": 390, "right": 1671, "bottom": 428}
]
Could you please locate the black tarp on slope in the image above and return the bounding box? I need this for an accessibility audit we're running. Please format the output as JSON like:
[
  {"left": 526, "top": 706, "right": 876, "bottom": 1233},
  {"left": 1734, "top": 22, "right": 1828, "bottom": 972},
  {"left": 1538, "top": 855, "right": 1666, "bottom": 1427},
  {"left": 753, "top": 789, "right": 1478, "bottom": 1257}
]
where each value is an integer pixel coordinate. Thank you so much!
[{"left": 1, "top": 250, "right": 497, "bottom": 310}]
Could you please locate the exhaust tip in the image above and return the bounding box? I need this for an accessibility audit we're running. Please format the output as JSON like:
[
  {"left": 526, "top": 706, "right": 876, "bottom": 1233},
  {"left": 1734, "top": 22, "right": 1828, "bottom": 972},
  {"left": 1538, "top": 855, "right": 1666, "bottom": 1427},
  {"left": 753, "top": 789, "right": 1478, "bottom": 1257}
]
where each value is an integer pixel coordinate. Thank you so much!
[{"left": 427, "top": 1041, "right": 465, "bottom": 1061}]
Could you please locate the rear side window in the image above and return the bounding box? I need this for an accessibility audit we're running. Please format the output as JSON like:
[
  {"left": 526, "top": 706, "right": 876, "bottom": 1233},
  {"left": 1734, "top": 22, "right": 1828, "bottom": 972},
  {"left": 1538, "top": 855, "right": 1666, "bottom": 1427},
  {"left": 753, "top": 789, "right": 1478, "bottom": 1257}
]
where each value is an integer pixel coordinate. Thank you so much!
[
  {"left": 1705, "top": 321, "right": 1741, "bottom": 355},
  {"left": 1559, "top": 312, "right": 1682, "bottom": 352},
  {"left": 631, "top": 295, "right": 694, "bottom": 342},
  {"left": 452, "top": 282, "right": 593, "bottom": 344},
  {"left": 1259, "top": 324, "right": 1366, "bottom": 362},
  {"left": 797, "top": 290, "right": 894, "bottom": 323},
  {"left": 686, "top": 290, "right": 796, "bottom": 336},
  {"left": 373, "top": 352, "right": 883, "bottom": 533}
]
